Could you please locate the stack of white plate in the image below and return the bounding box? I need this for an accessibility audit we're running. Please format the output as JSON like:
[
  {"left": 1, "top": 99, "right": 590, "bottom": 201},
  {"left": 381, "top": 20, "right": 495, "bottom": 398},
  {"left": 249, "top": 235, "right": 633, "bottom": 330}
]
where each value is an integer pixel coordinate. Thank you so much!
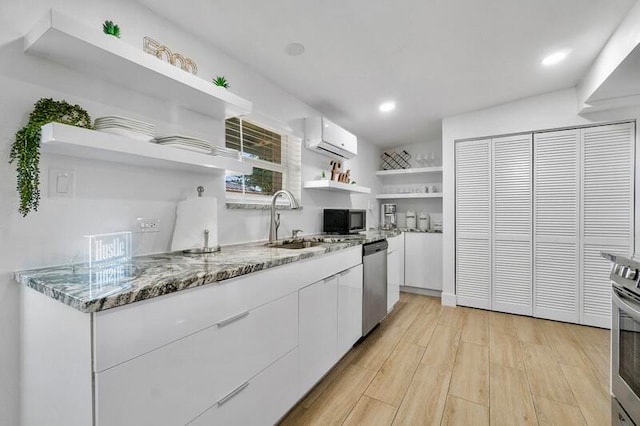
[
  {"left": 153, "top": 135, "right": 240, "bottom": 159},
  {"left": 94, "top": 116, "right": 156, "bottom": 141},
  {"left": 153, "top": 135, "right": 213, "bottom": 154}
]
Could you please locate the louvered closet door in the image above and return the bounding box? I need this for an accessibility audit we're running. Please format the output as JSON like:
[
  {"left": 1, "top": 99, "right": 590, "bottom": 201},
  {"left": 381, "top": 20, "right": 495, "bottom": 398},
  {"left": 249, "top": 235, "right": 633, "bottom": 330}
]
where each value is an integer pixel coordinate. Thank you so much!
[
  {"left": 456, "top": 139, "right": 491, "bottom": 309},
  {"left": 534, "top": 129, "right": 580, "bottom": 323},
  {"left": 581, "top": 122, "right": 634, "bottom": 328},
  {"left": 492, "top": 135, "right": 532, "bottom": 315}
]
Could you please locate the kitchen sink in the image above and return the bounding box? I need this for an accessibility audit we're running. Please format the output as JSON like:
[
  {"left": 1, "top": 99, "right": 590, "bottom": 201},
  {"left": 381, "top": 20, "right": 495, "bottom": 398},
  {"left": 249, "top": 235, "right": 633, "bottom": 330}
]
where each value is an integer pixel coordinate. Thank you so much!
[{"left": 268, "top": 241, "right": 324, "bottom": 249}]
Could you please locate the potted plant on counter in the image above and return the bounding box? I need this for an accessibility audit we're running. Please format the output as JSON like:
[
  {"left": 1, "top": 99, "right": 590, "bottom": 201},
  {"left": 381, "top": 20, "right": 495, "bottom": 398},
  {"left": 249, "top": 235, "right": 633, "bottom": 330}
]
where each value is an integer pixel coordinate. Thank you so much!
[
  {"left": 212, "top": 76, "right": 229, "bottom": 89},
  {"left": 9, "top": 98, "right": 92, "bottom": 216}
]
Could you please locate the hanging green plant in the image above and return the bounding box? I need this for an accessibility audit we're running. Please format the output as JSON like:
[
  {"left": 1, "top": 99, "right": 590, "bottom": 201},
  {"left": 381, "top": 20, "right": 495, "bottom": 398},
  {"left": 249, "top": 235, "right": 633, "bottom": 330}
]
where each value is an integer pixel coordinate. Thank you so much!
[
  {"left": 212, "top": 76, "right": 229, "bottom": 89},
  {"left": 103, "top": 20, "right": 121, "bottom": 38},
  {"left": 9, "top": 98, "right": 92, "bottom": 217}
]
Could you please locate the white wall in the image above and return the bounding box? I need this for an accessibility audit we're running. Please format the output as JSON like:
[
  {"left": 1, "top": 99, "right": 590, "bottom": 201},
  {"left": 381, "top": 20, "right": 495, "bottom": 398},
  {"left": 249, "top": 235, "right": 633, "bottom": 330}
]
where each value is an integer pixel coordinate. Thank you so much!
[
  {"left": 442, "top": 87, "right": 640, "bottom": 306},
  {"left": 0, "top": 1, "right": 380, "bottom": 424}
]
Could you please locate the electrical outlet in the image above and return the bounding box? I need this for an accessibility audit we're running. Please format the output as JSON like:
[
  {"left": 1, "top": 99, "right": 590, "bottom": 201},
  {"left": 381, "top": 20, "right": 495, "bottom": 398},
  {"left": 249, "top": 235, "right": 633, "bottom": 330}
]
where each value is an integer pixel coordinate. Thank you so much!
[{"left": 136, "top": 217, "right": 160, "bottom": 233}]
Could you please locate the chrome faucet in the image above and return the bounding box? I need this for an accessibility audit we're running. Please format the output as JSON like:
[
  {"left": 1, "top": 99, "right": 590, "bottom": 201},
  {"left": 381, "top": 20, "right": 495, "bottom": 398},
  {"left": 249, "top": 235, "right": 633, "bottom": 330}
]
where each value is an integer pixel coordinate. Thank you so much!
[{"left": 269, "top": 190, "right": 300, "bottom": 243}]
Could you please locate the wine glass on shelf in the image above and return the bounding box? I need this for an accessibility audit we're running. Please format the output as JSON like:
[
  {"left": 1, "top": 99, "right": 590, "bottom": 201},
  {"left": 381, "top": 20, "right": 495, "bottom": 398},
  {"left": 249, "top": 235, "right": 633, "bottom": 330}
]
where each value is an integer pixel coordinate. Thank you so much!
[{"left": 428, "top": 152, "right": 438, "bottom": 167}]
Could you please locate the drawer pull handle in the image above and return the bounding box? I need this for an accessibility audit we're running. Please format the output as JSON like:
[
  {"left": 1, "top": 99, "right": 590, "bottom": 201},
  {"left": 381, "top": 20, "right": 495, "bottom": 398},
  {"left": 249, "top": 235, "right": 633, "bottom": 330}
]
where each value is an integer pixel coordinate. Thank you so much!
[
  {"left": 217, "top": 381, "right": 250, "bottom": 406},
  {"left": 217, "top": 311, "right": 250, "bottom": 328}
]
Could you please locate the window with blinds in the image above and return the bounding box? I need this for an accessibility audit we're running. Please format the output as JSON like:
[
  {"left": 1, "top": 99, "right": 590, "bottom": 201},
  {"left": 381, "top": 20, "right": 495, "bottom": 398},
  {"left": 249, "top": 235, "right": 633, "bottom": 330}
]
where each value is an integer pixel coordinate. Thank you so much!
[{"left": 225, "top": 117, "right": 301, "bottom": 204}]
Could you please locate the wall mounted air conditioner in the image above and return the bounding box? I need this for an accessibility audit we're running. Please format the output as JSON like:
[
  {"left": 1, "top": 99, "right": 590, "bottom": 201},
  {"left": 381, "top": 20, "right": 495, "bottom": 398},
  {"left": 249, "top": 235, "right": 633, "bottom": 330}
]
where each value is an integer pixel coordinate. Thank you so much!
[{"left": 304, "top": 117, "right": 357, "bottom": 159}]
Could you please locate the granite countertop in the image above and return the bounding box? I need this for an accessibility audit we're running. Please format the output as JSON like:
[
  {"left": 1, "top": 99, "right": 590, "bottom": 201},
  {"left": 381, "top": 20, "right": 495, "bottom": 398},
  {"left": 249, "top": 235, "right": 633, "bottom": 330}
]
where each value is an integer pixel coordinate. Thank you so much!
[
  {"left": 397, "top": 228, "right": 442, "bottom": 234},
  {"left": 14, "top": 229, "right": 401, "bottom": 313}
]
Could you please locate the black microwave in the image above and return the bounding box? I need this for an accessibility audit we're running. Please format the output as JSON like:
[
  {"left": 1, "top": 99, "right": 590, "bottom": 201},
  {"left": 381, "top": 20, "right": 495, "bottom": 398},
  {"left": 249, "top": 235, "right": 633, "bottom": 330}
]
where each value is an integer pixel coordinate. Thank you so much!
[{"left": 323, "top": 209, "right": 366, "bottom": 234}]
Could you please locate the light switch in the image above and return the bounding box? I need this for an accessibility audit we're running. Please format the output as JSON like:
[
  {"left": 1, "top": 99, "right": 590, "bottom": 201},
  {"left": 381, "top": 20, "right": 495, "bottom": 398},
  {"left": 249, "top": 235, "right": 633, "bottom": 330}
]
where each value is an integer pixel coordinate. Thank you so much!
[
  {"left": 57, "top": 173, "right": 70, "bottom": 193},
  {"left": 48, "top": 168, "right": 75, "bottom": 198}
]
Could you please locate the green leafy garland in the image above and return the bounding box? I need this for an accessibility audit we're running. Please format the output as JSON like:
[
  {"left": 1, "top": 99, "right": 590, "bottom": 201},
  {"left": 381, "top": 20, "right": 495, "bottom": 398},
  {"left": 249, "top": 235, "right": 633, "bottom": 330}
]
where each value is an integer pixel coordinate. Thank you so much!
[{"left": 9, "top": 98, "right": 92, "bottom": 216}]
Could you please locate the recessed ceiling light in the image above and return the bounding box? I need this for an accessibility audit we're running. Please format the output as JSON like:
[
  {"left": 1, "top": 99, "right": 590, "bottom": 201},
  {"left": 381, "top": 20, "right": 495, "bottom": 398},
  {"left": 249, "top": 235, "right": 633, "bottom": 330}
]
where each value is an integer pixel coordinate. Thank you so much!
[
  {"left": 379, "top": 101, "right": 396, "bottom": 112},
  {"left": 542, "top": 49, "right": 571, "bottom": 66},
  {"left": 285, "top": 42, "right": 305, "bottom": 56}
]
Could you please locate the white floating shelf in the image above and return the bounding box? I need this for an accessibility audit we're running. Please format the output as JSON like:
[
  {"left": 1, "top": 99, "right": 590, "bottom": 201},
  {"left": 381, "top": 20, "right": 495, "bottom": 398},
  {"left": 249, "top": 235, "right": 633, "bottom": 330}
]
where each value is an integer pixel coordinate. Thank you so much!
[
  {"left": 40, "top": 123, "right": 253, "bottom": 175},
  {"left": 376, "top": 193, "right": 443, "bottom": 199},
  {"left": 24, "top": 10, "right": 252, "bottom": 120},
  {"left": 376, "top": 167, "right": 443, "bottom": 176},
  {"left": 303, "top": 180, "right": 371, "bottom": 194}
]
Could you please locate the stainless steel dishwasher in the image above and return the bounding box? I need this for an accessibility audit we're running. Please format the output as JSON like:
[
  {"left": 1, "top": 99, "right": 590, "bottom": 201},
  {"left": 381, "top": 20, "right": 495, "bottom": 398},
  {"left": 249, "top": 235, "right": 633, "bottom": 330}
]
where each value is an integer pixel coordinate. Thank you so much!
[{"left": 362, "top": 239, "right": 388, "bottom": 336}]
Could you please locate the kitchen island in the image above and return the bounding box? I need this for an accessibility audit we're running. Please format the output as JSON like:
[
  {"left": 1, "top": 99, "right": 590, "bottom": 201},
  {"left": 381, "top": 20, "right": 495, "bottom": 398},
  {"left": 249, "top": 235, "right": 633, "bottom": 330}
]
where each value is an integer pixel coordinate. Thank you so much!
[{"left": 15, "top": 230, "right": 400, "bottom": 426}]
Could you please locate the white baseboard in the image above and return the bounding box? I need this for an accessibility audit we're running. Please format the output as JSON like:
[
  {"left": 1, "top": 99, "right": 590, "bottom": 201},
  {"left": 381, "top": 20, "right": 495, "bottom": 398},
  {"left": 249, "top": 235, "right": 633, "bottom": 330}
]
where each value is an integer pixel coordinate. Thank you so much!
[
  {"left": 440, "top": 292, "right": 457, "bottom": 306},
  {"left": 400, "top": 286, "right": 442, "bottom": 298}
]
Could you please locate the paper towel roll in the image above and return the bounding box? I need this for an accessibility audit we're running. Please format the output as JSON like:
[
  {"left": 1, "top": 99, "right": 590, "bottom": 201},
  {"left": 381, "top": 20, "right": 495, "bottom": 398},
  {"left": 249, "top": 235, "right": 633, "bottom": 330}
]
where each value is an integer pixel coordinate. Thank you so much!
[{"left": 171, "top": 196, "right": 218, "bottom": 251}]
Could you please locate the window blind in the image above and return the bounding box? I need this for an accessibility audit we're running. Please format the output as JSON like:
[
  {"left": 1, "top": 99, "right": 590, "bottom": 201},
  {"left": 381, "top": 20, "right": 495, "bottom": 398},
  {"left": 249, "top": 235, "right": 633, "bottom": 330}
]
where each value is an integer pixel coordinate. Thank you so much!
[{"left": 225, "top": 117, "right": 301, "bottom": 203}]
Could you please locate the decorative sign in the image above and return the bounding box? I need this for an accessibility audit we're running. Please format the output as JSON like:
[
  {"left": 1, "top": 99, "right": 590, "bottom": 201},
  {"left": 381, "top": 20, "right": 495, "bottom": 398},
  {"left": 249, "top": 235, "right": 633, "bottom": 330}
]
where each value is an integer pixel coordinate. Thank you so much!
[
  {"left": 85, "top": 232, "right": 133, "bottom": 298},
  {"left": 330, "top": 160, "right": 351, "bottom": 183},
  {"left": 86, "top": 232, "right": 132, "bottom": 268},
  {"left": 143, "top": 36, "right": 198, "bottom": 75}
]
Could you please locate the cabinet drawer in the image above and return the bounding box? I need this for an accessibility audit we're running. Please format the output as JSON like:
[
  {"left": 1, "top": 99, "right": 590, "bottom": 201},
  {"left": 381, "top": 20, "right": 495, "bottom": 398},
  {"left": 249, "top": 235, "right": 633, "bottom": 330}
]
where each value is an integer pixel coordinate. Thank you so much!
[
  {"left": 95, "top": 292, "right": 298, "bottom": 426},
  {"left": 94, "top": 246, "right": 361, "bottom": 372},
  {"left": 188, "top": 348, "right": 299, "bottom": 426}
]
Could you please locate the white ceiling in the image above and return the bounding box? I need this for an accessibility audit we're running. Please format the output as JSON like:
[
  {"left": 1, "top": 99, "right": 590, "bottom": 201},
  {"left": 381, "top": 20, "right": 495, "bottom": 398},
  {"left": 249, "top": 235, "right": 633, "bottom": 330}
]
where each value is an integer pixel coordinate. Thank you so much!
[{"left": 137, "top": 0, "right": 635, "bottom": 147}]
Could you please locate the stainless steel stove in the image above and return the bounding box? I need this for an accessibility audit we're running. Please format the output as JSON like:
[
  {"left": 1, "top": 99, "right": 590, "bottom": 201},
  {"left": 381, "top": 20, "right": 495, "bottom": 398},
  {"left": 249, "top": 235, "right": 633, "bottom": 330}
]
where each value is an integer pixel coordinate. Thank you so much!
[{"left": 606, "top": 253, "right": 640, "bottom": 425}]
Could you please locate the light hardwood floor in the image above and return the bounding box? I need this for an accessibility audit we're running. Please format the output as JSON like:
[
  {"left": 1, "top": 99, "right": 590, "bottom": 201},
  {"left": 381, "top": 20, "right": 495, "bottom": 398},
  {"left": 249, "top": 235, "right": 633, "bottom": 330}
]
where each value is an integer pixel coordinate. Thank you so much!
[{"left": 279, "top": 292, "right": 610, "bottom": 426}]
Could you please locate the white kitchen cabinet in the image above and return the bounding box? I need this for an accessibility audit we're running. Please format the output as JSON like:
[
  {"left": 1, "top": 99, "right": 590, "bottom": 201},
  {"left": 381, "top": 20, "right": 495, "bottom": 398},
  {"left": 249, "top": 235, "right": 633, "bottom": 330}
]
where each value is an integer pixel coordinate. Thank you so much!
[
  {"left": 21, "top": 246, "right": 364, "bottom": 426},
  {"left": 298, "top": 276, "right": 339, "bottom": 394},
  {"left": 337, "top": 265, "right": 363, "bottom": 357},
  {"left": 387, "top": 234, "right": 403, "bottom": 311},
  {"left": 404, "top": 232, "right": 443, "bottom": 291},
  {"left": 95, "top": 292, "right": 298, "bottom": 426},
  {"left": 387, "top": 250, "right": 400, "bottom": 310}
]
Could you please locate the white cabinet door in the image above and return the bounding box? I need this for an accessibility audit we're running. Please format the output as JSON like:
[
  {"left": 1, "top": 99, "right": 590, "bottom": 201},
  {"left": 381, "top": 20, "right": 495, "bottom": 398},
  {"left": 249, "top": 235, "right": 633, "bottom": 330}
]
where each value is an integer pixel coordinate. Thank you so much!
[
  {"left": 398, "top": 234, "right": 405, "bottom": 288},
  {"left": 492, "top": 134, "right": 533, "bottom": 316},
  {"left": 337, "top": 265, "right": 363, "bottom": 357},
  {"left": 581, "top": 123, "right": 634, "bottom": 327},
  {"left": 404, "top": 233, "right": 443, "bottom": 291},
  {"left": 387, "top": 249, "right": 400, "bottom": 311},
  {"left": 456, "top": 139, "right": 491, "bottom": 309},
  {"left": 386, "top": 234, "right": 403, "bottom": 311},
  {"left": 298, "top": 276, "right": 338, "bottom": 394},
  {"left": 534, "top": 129, "right": 580, "bottom": 323}
]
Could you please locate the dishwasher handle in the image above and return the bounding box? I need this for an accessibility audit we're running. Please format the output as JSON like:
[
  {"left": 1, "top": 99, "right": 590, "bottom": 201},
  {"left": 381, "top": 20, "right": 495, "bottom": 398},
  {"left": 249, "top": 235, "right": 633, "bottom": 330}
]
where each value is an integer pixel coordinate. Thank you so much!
[
  {"left": 363, "top": 240, "right": 388, "bottom": 256},
  {"left": 364, "top": 242, "right": 388, "bottom": 255}
]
